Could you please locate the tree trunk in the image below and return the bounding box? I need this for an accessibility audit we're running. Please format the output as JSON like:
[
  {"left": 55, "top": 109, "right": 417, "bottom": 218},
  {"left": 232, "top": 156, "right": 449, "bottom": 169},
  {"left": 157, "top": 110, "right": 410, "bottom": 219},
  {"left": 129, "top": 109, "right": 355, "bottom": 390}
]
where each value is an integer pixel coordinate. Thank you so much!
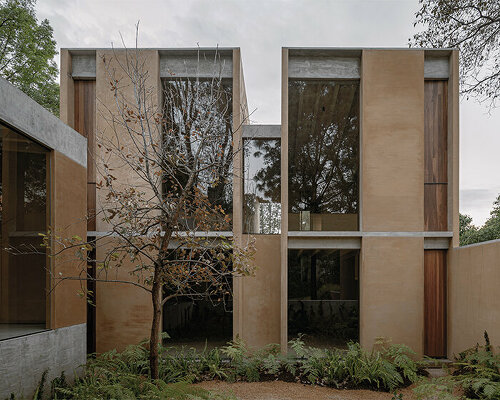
[{"left": 149, "top": 274, "right": 162, "bottom": 380}]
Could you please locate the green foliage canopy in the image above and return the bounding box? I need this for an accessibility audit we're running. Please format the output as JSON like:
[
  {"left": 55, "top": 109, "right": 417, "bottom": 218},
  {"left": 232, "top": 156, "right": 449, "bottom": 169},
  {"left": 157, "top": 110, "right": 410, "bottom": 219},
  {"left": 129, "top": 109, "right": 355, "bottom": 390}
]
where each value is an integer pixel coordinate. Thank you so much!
[
  {"left": 460, "top": 194, "right": 500, "bottom": 245},
  {"left": 0, "top": 0, "right": 59, "bottom": 114},
  {"left": 412, "top": 1, "right": 500, "bottom": 107}
]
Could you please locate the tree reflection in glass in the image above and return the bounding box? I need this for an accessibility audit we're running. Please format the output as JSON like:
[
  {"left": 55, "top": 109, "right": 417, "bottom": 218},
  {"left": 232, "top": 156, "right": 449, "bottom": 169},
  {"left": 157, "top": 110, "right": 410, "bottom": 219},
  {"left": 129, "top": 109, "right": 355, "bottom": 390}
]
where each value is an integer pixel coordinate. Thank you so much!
[
  {"left": 288, "top": 80, "right": 359, "bottom": 231},
  {"left": 162, "top": 80, "right": 233, "bottom": 231},
  {"left": 243, "top": 139, "right": 281, "bottom": 234},
  {"left": 0, "top": 123, "right": 49, "bottom": 330}
]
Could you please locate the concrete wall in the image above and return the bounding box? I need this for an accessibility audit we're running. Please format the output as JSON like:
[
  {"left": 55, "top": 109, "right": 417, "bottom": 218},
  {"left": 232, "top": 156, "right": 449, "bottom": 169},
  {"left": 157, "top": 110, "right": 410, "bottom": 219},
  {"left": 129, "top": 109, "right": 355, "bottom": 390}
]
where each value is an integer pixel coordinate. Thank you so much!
[
  {"left": 0, "top": 76, "right": 86, "bottom": 168},
  {"left": 60, "top": 49, "right": 75, "bottom": 128},
  {"left": 448, "top": 240, "right": 500, "bottom": 356},
  {"left": 0, "top": 323, "right": 86, "bottom": 399}
]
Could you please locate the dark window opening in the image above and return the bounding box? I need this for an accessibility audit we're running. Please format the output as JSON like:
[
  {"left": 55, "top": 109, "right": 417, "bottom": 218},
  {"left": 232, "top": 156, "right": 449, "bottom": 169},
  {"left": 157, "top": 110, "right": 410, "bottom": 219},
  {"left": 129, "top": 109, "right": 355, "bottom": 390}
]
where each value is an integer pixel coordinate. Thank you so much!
[
  {"left": 288, "top": 249, "right": 359, "bottom": 348},
  {"left": 0, "top": 123, "right": 50, "bottom": 340},
  {"left": 162, "top": 248, "right": 233, "bottom": 349}
]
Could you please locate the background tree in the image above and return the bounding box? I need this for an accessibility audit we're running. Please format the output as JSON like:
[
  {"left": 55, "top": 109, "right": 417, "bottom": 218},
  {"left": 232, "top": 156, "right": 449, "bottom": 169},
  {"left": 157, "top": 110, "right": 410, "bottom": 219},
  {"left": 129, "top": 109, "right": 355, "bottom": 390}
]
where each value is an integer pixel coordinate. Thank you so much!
[
  {"left": 459, "top": 213, "right": 479, "bottom": 246},
  {"left": 0, "top": 0, "right": 59, "bottom": 114},
  {"left": 411, "top": 1, "right": 500, "bottom": 107},
  {"left": 460, "top": 194, "right": 500, "bottom": 245}
]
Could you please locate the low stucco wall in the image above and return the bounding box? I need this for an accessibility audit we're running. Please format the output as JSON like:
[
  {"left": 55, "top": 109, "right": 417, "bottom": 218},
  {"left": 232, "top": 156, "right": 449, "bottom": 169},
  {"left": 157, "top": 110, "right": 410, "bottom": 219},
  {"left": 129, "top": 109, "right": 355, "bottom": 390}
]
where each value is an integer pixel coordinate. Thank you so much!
[
  {"left": 448, "top": 239, "right": 500, "bottom": 357},
  {"left": 0, "top": 323, "right": 86, "bottom": 399}
]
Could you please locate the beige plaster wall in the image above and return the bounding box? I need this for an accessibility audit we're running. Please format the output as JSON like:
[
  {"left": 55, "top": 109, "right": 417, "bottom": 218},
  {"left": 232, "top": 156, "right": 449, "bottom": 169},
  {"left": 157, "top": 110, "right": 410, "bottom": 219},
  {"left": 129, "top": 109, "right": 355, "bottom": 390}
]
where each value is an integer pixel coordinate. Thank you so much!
[
  {"left": 95, "top": 239, "right": 153, "bottom": 352},
  {"left": 239, "top": 235, "right": 281, "bottom": 348},
  {"left": 93, "top": 49, "right": 159, "bottom": 351},
  {"left": 448, "top": 240, "right": 500, "bottom": 356},
  {"left": 51, "top": 151, "right": 87, "bottom": 329},
  {"left": 361, "top": 50, "right": 424, "bottom": 232},
  {"left": 95, "top": 49, "right": 160, "bottom": 232},
  {"left": 360, "top": 237, "right": 424, "bottom": 356}
]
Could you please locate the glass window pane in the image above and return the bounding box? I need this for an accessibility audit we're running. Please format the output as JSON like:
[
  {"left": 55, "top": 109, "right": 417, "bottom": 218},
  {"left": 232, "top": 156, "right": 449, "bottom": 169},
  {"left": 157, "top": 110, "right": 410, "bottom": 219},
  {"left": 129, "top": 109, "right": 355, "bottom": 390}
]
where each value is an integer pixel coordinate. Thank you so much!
[
  {"left": 243, "top": 138, "right": 281, "bottom": 234},
  {"left": 162, "top": 248, "right": 233, "bottom": 348},
  {"left": 162, "top": 79, "right": 233, "bottom": 231},
  {"left": 288, "top": 80, "right": 359, "bottom": 231},
  {"left": 288, "top": 249, "right": 359, "bottom": 348},
  {"left": 0, "top": 123, "right": 49, "bottom": 340}
]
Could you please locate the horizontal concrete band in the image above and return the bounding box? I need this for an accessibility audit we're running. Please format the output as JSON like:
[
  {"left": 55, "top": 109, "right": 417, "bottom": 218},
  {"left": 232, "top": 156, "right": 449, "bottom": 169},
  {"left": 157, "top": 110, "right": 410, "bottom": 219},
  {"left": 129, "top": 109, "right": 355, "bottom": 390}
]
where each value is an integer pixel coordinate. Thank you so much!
[
  {"left": 88, "top": 231, "right": 452, "bottom": 250},
  {"left": 288, "top": 231, "right": 454, "bottom": 237},
  {"left": 0, "top": 323, "right": 86, "bottom": 399},
  {"left": 288, "top": 237, "right": 451, "bottom": 250},
  {"left": 86, "top": 230, "right": 234, "bottom": 237},
  {"left": 242, "top": 124, "right": 281, "bottom": 138},
  {"left": 72, "top": 53, "right": 96, "bottom": 78},
  {"left": 160, "top": 53, "right": 233, "bottom": 79},
  {"left": 88, "top": 230, "right": 452, "bottom": 238},
  {"left": 0, "top": 77, "right": 87, "bottom": 167},
  {"left": 70, "top": 49, "right": 234, "bottom": 79},
  {"left": 289, "top": 237, "right": 361, "bottom": 249},
  {"left": 288, "top": 55, "right": 360, "bottom": 79},
  {"left": 424, "top": 57, "right": 449, "bottom": 79}
]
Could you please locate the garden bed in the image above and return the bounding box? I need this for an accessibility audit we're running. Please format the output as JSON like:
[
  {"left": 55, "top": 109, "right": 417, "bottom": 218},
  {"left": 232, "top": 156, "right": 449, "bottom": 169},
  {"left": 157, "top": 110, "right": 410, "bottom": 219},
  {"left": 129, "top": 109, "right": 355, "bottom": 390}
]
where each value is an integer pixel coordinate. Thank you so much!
[{"left": 197, "top": 380, "right": 418, "bottom": 400}]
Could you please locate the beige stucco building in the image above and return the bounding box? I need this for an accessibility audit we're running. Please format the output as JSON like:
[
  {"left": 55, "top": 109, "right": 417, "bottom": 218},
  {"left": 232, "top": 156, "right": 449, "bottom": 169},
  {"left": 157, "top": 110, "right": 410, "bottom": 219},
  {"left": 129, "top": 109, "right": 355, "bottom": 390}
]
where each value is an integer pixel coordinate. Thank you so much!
[{"left": 52, "top": 46, "right": 499, "bottom": 361}]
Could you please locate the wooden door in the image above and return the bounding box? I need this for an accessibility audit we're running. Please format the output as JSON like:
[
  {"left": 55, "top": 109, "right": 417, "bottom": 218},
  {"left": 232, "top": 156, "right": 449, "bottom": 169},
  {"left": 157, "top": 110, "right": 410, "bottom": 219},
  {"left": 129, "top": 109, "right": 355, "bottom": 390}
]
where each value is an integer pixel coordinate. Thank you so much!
[{"left": 424, "top": 250, "right": 447, "bottom": 357}]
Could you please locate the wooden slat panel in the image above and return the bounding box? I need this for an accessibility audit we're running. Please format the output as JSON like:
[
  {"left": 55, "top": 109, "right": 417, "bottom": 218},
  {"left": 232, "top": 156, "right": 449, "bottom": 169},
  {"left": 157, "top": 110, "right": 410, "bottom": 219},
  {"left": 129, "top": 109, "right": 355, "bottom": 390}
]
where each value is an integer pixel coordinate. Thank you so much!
[
  {"left": 87, "top": 182, "right": 96, "bottom": 231},
  {"left": 74, "top": 80, "right": 96, "bottom": 183},
  {"left": 74, "top": 80, "right": 96, "bottom": 232},
  {"left": 425, "top": 184, "right": 448, "bottom": 231},
  {"left": 424, "top": 81, "right": 448, "bottom": 183},
  {"left": 424, "top": 250, "right": 447, "bottom": 358}
]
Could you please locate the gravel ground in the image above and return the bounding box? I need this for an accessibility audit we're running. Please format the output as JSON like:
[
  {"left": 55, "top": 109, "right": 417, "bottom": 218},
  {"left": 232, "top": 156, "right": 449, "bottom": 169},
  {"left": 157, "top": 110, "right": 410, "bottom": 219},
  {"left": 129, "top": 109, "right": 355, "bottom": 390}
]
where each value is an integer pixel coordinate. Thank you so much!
[{"left": 197, "top": 381, "right": 418, "bottom": 400}]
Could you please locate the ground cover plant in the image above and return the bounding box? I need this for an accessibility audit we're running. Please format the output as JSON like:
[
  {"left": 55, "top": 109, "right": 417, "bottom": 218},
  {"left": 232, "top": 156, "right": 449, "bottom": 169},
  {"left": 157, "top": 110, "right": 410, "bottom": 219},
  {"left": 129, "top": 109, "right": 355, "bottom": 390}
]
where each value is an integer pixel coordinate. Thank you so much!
[
  {"left": 14, "top": 336, "right": 421, "bottom": 399},
  {"left": 14, "top": 334, "right": 500, "bottom": 399},
  {"left": 413, "top": 332, "right": 500, "bottom": 400}
]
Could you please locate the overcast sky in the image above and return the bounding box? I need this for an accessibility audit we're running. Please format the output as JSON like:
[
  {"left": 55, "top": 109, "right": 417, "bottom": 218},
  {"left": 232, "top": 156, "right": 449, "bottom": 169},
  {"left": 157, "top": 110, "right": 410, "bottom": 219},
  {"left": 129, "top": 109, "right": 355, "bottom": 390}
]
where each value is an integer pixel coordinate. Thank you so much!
[{"left": 36, "top": 0, "right": 500, "bottom": 226}]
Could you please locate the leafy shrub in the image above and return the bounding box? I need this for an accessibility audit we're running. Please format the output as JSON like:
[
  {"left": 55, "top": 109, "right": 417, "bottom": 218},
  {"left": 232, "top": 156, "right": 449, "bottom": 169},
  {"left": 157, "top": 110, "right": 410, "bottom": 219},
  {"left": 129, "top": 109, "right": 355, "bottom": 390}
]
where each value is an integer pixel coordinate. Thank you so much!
[
  {"left": 12, "top": 337, "right": 421, "bottom": 399},
  {"left": 413, "top": 331, "right": 500, "bottom": 400},
  {"left": 454, "top": 332, "right": 500, "bottom": 400},
  {"left": 413, "top": 376, "right": 458, "bottom": 400}
]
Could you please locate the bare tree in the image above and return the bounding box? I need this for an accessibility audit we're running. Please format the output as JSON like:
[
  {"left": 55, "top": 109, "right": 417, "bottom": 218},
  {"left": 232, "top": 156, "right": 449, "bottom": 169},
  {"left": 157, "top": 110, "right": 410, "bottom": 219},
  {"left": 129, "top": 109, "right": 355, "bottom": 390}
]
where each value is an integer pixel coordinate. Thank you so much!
[
  {"left": 411, "top": 0, "right": 500, "bottom": 107},
  {"left": 12, "top": 40, "right": 255, "bottom": 380}
]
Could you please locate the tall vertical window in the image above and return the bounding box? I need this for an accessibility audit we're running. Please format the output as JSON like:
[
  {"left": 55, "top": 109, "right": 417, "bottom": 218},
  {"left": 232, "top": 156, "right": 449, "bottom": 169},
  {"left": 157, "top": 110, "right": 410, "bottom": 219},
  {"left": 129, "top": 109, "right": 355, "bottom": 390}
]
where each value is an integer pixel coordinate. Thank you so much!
[
  {"left": 162, "top": 79, "right": 233, "bottom": 231},
  {"left": 288, "top": 80, "right": 359, "bottom": 231},
  {"left": 243, "top": 138, "right": 281, "bottom": 234},
  {"left": 0, "top": 123, "right": 49, "bottom": 340}
]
